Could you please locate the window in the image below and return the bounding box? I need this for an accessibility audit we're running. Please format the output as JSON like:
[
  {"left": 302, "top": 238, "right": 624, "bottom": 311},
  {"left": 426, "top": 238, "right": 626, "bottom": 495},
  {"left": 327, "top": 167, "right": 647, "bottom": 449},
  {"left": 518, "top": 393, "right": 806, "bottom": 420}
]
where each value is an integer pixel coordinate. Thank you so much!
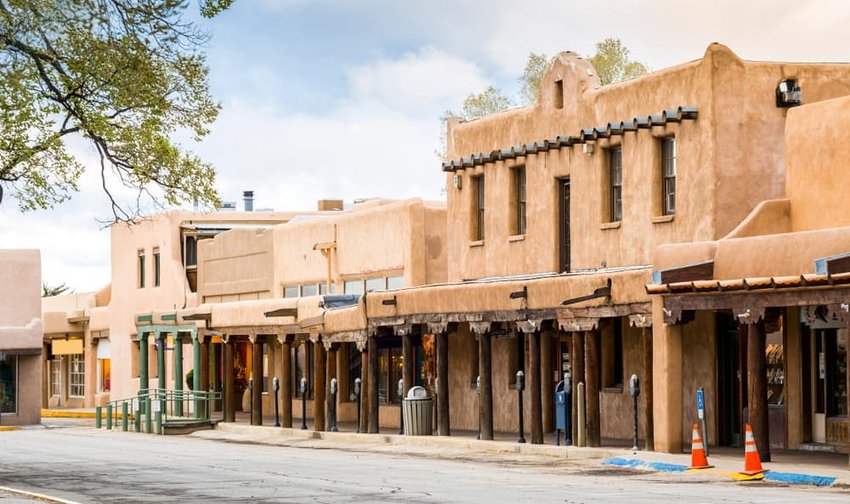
[
  {"left": 662, "top": 137, "right": 676, "bottom": 215},
  {"left": 344, "top": 280, "right": 364, "bottom": 295},
  {"left": 603, "top": 318, "right": 624, "bottom": 389},
  {"left": 514, "top": 166, "right": 526, "bottom": 235},
  {"left": 609, "top": 147, "right": 623, "bottom": 222},
  {"left": 347, "top": 344, "right": 362, "bottom": 401},
  {"left": 184, "top": 235, "right": 197, "bottom": 267},
  {"left": 386, "top": 276, "right": 404, "bottom": 290},
  {"left": 138, "top": 249, "right": 145, "bottom": 288},
  {"left": 319, "top": 282, "right": 337, "bottom": 295},
  {"left": 293, "top": 341, "right": 313, "bottom": 399},
  {"left": 473, "top": 175, "right": 485, "bottom": 241},
  {"left": 301, "top": 284, "right": 318, "bottom": 297},
  {"left": 98, "top": 359, "right": 111, "bottom": 393},
  {"left": 284, "top": 286, "right": 300, "bottom": 298},
  {"left": 0, "top": 355, "right": 17, "bottom": 414},
  {"left": 365, "top": 277, "right": 385, "bottom": 292},
  {"left": 69, "top": 353, "right": 85, "bottom": 397},
  {"left": 262, "top": 344, "right": 269, "bottom": 393},
  {"left": 378, "top": 346, "right": 403, "bottom": 404},
  {"left": 50, "top": 359, "right": 61, "bottom": 396},
  {"left": 153, "top": 247, "right": 161, "bottom": 287},
  {"left": 554, "top": 79, "right": 564, "bottom": 109}
]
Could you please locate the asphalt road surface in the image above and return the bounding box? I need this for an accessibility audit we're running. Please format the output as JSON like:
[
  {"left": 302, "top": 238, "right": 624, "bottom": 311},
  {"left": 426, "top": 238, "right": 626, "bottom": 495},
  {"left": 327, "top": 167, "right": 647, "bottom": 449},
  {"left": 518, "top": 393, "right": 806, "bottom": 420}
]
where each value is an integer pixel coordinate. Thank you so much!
[{"left": 1, "top": 424, "right": 848, "bottom": 503}]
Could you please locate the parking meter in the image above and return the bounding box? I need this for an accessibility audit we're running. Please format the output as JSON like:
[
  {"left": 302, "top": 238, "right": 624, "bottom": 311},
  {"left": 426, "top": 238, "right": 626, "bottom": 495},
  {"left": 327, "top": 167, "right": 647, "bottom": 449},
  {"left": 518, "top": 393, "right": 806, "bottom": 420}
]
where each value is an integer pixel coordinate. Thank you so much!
[
  {"left": 476, "top": 375, "right": 481, "bottom": 394},
  {"left": 630, "top": 374, "right": 639, "bottom": 450},
  {"left": 516, "top": 370, "right": 525, "bottom": 391},
  {"left": 330, "top": 378, "right": 338, "bottom": 432},
  {"left": 354, "top": 377, "right": 362, "bottom": 433},
  {"left": 300, "top": 377, "right": 307, "bottom": 430},
  {"left": 248, "top": 377, "right": 253, "bottom": 392},
  {"left": 398, "top": 378, "right": 404, "bottom": 434},
  {"left": 629, "top": 374, "right": 640, "bottom": 397},
  {"left": 354, "top": 377, "right": 361, "bottom": 397},
  {"left": 272, "top": 377, "right": 281, "bottom": 427},
  {"left": 516, "top": 370, "right": 525, "bottom": 443}
]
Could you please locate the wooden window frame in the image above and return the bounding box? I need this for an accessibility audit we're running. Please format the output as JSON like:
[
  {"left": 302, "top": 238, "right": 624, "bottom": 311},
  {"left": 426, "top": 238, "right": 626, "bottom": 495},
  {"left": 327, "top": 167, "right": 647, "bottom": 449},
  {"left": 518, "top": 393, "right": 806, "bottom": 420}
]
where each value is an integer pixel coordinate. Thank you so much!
[
  {"left": 608, "top": 147, "right": 623, "bottom": 222},
  {"left": 662, "top": 137, "right": 676, "bottom": 216},
  {"left": 473, "top": 175, "right": 485, "bottom": 241},
  {"left": 514, "top": 166, "right": 527, "bottom": 236}
]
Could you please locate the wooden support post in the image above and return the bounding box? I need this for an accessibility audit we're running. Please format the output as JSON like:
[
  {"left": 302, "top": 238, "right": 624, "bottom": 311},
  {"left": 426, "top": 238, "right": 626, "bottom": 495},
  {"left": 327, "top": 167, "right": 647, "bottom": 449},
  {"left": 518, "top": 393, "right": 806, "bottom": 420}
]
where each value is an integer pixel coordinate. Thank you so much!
[
  {"left": 479, "top": 332, "right": 494, "bottom": 440},
  {"left": 748, "top": 320, "right": 770, "bottom": 462},
  {"left": 314, "top": 341, "right": 327, "bottom": 432},
  {"left": 436, "top": 332, "right": 450, "bottom": 436},
  {"left": 530, "top": 330, "right": 543, "bottom": 444},
  {"left": 139, "top": 333, "right": 149, "bottom": 394},
  {"left": 642, "top": 326, "right": 654, "bottom": 451},
  {"left": 571, "top": 331, "right": 585, "bottom": 443},
  {"left": 360, "top": 347, "right": 369, "bottom": 433},
  {"left": 327, "top": 346, "right": 337, "bottom": 431},
  {"left": 281, "top": 336, "right": 292, "bottom": 428},
  {"left": 224, "top": 339, "right": 235, "bottom": 422},
  {"left": 402, "top": 333, "right": 414, "bottom": 398},
  {"left": 251, "top": 337, "right": 263, "bottom": 425},
  {"left": 174, "top": 333, "right": 184, "bottom": 417},
  {"left": 585, "top": 329, "right": 601, "bottom": 447},
  {"left": 368, "top": 337, "right": 379, "bottom": 433},
  {"left": 156, "top": 333, "right": 166, "bottom": 391},
  {"left": 541, "top": 331, "right": 554, "bottom": 433},
  {"left": 199, "top": 337, "right": 209, "bottom": 396}
]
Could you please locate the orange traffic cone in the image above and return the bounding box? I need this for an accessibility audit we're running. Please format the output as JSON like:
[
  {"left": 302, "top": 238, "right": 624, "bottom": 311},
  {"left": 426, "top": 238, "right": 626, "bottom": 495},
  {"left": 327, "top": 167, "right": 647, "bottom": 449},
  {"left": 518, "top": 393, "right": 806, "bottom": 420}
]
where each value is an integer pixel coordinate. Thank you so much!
[
  {"left": 740, "top": 424, "right": 769, "bottom": 475},
  {"left": 688, "top": 423, "right": 713, "bottom": 469}
]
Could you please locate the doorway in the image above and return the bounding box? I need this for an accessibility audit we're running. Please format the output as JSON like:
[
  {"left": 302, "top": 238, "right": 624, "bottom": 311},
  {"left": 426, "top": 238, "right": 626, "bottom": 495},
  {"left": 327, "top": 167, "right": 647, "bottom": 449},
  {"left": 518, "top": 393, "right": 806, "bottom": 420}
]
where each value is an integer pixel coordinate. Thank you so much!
[{"left": 717, "top": 312, "right": 742, "bottom": 446}]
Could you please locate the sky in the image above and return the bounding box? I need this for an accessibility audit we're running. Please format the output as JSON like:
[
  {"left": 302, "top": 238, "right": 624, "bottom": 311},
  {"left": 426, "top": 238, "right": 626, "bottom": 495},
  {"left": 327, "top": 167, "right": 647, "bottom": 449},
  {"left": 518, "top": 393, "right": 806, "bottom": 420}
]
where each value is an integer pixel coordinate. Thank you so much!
[{"left": 2, "top": 0, "right": 850, "bottom": 292}]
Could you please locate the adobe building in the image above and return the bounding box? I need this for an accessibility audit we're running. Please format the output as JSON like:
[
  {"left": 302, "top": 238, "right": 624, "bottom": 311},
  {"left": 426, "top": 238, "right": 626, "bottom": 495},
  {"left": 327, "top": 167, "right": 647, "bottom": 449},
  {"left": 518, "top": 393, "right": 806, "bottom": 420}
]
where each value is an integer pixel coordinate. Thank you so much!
[
  {"left": 358, "top": 43, "right": 850, "bottom": 450},
  {"left": 0, "top": 249, "right": 42, "bottom": 425},
  {"left": 166, "top": 198, "right": 447, "bottom": 431},
  {"left": 647, "top": 93, "right": 850, "bottom": 461},
  {"left": 42, "top": 198, "right": 330, "bottom": 411}
]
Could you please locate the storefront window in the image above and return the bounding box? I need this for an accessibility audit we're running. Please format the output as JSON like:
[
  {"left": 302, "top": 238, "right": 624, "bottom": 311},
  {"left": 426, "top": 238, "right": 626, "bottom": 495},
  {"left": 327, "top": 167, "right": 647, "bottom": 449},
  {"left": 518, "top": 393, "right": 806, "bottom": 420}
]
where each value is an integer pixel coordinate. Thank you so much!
[
  {"left": 347, "top": 345, "right": 361, "bottom": 401},
  {"left": 828, "top": 329, "right": 847, "bottom": 417},
  {"left": 51, "top": 359, "right": 61, "bottom": 396},
  {"left": 378, "top": 347, "right": 403, "bottom": 404},
  {"left": 69, "top": 353, "right": 85, "bottom": 397},
  {"left": 99, "top": 359, "right": 111, "bottom": 393},
  {"left": 766, "top": 321, "right": 785, "bottom": 406},
  {"left": 0, "top": 355, "right": 17, "bottom": 414}
]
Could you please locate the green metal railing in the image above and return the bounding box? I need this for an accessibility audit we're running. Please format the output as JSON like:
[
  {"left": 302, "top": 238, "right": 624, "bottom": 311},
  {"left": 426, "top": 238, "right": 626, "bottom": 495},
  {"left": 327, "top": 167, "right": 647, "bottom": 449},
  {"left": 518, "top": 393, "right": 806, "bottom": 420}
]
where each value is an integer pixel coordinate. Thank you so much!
[{"left": 97, "top": 389, "right": 221, "bottom": 435}]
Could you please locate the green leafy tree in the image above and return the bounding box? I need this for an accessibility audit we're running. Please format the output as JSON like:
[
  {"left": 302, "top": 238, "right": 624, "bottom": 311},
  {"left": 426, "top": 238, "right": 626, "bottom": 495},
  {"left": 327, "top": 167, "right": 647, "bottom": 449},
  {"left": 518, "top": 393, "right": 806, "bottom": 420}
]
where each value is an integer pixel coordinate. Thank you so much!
[
  {"left": 42, "top": 281, "right": 71, "bottom": 297},
  {"left": 0, "top": 0, "right": 233, "bottom": 221},
  {"left": 518, "top": 52, "right": 552, "bottom": 105},
  {"left": 588, "top": 38, "right": 648, "bottom": 86}
]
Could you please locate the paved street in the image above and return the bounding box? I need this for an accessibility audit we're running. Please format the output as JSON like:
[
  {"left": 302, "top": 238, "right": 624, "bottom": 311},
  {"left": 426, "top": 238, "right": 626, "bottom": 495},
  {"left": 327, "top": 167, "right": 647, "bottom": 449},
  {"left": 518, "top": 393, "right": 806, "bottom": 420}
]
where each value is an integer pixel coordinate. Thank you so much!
[{"left": 1, "top": 424, "right": 849, "bottom": 504}]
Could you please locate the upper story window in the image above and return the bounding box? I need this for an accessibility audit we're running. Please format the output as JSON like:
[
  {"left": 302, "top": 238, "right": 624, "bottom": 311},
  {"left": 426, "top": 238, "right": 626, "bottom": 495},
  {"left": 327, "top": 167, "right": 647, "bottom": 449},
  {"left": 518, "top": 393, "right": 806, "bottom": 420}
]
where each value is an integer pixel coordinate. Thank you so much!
[
  {"left": 554, "top": 80, "right": 564, "bottom": 109},
  {"left": 513, "top": 166, "right": 526, "bottom": 235},
  {"left": 344, "top": 279, "right": 365, "bottom": 295},
  {"left": 184, "top": 235, "right": 197, "bottom": 268},
  {"left": 608, "top": 147, "right": 623, "bottom": 222},
  {"left": 319, "top": 282, "right": 337, "bottom": 295},
  {"left": 662, "top": 137, "right": 677, "bottom": 215},
  {"left": 473, "top": 175, "right": 485, "bottom": 241},
  {"left": 137, "top": 249, "right": 145, "bottom": 289},
  {"left": 365, "top": 277, "right": 386, "bottom": 292},
  {"left": 283, "top": 286, "right": 300, "bottom": 298},
  {"left": 301, "top": 284, "right": 318, "bottom": 297},
  {"left": 386, "top": 276, "right": 404, "bottom": 290},
  {"left": 153, "top": 247, "right": 161, "bottom": 287}
]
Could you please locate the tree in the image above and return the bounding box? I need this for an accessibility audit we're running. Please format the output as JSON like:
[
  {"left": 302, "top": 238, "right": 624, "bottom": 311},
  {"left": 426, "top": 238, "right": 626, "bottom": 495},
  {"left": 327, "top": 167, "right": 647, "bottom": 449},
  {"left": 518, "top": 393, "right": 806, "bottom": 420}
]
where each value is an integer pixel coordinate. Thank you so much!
[
  {"left": 0, "top": 0, "right": 234, "bottom": 221},
  {"left": 588, "top": 38, "right": 648, "bottom": 86},
  {"left": 42, "top": 281, "right": 71, "bottom": 297},
  {"left": 518, "top": 52, "right": 552, "bottom": 105}
]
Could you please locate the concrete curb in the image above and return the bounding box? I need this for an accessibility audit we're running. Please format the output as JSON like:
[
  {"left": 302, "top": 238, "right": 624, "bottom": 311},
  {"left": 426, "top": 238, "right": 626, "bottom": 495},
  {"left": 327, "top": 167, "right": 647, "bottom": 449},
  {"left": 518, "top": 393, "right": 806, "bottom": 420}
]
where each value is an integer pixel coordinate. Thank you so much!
[
  {"left": 0, "top": 485, "right": 82, "bottom": 504},
  {"left": 0, "top": 426, "right": 22, "bottom": 432},
  {"left": 212, "top": 423, "right": 618, "bottom": 460},
  {"left": 41, "top": 409, "right": 126, "bottom": 420}
]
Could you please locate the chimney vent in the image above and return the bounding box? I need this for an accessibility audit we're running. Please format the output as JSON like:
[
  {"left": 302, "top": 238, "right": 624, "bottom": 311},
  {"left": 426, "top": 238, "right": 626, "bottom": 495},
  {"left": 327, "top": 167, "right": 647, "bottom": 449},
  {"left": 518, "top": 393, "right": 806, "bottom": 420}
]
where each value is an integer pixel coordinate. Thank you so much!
[{"left": 243, "top": 191, "right": 254, "bottom": 212}]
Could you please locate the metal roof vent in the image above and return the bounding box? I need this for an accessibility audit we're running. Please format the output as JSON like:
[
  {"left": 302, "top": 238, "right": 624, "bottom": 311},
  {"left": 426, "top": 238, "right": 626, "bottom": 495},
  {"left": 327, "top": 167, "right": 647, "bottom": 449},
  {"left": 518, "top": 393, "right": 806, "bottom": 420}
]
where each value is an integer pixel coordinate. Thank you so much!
[
  {"left": 243, "top": 190, "right": 254, "bottom": 212},
  {"left": 776, "top": 79, "right": 802, "bottom": 108}
]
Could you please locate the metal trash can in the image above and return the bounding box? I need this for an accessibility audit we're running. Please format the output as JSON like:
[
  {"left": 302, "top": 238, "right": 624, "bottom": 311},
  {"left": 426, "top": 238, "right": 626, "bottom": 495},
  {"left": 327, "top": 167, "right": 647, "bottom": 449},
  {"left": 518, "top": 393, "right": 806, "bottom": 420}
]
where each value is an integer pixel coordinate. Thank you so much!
[{"left": 402, "top": 386, "right": 433, "bottom": 436}]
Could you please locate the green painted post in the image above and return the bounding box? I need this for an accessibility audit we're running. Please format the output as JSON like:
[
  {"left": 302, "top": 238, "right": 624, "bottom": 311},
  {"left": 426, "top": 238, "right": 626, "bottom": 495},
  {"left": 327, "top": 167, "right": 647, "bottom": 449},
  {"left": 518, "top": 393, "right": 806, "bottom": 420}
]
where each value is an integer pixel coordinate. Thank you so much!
[
  {"left": 106, "top": 403, "right": 113, "bottom": 430},
  {"left": 157, "top": 333, "right": 166, "bottom": 417},
  {"left": 134, "top": 398, "right": 141, "bottom": 432},
  {"left": 155, "top": 408, "right": 162, "bottom": 435},
  {"left": 95, "top": 405, "right": 102, "bottom": 429},
  {"left": 121, "top": 402, "right": 128, "bottom": 431},
  {"left": 174, "top": 333, "right": 184, "bottom": 417},
  {"left": 145, "top": 396, "right": 152, "bottom": 434},
  {"left": 139, "top": 333, "right": 149, "bottom": 394},
  {"left": 193, "top": 332, "right": 201, "bottom": 419}
]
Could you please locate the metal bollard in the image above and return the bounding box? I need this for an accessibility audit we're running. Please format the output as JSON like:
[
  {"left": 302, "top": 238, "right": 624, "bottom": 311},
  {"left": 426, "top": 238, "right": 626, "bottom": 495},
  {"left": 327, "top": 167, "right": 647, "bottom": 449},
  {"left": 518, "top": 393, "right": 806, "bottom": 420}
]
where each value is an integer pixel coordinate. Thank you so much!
[
  {"left": 475, "top": 375, "right": 481, "bottom": 440},
  {"left": 106, "top": 403, "right": 113, "bottom": 430},
  {"left": 95, "top": 405, "right": 102, "bottom": 429},
  {"left": 398, "top": 378, "right": 404, "bottom": 435},
  {"left": 516, "top": 371, "right": 526, "bottom": 444},
  {"left": 300, "top": 377, "right": 307, "bottom": 430},
  {"left": 630, "top": 374, "right": 640, "bottom": 451},
  {"left": 273, "top": 377, "right": 281, "bottom": 427},
  {"left": 330, "top": 378, "right": 338, "bottom": 432},
  {"left": 248, "top": 378, "right": 254, "bottom": 425},
  {"left": 577, "top": 382, "right": 586, "bottom": 447},
  {"left": 155, "top": 398, "right": 162, "bottom": 435},
  {"left": 122, "top": 401, "right": 128, "bottom": 432},
  {"left": 354, "top": 378, "right": 362, "bottom": 433}
]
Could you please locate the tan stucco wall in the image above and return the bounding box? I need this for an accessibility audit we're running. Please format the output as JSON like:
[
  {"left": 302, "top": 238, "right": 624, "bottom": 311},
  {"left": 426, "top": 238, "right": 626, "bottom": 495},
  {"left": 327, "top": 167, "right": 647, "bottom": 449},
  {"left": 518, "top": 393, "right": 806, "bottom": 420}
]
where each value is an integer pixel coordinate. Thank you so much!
[
  {"left": 785, "top": 95, "right": 850, "bottom": 231},
  {"left": 679, "top": 312, "right": 717, "bottom": 447},
  {"left": 199, "top": 228, "right": 275, "bottom": 300}
]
